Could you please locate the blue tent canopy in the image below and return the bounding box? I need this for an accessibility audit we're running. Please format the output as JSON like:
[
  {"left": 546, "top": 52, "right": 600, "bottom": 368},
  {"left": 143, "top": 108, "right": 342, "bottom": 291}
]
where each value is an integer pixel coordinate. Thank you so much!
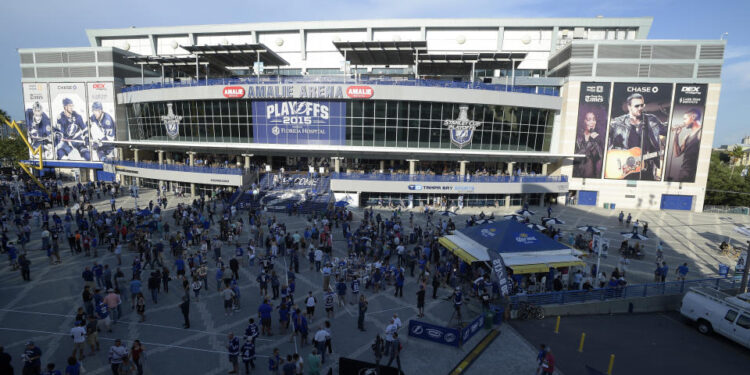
[{"left": 459, "top": 220, "right": 570, "bottom": 254}]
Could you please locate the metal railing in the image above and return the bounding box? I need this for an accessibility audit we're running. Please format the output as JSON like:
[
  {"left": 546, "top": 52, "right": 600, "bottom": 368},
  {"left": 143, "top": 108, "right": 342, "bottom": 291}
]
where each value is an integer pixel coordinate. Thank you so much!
[
  {"left": 330, "top": 172, "right": 568, "bottom": 183},
  {"left": 106, "top": 160, "right": 244, "bottom": 175},
  {"left": 703, "top": 205, "right": 750, "bottom": 215},
  {"left": 121, "top": 76, "right": 560, "bottom": 96},
  {"left": 509, "top": 277, "right": 747, "bottom": 308}
]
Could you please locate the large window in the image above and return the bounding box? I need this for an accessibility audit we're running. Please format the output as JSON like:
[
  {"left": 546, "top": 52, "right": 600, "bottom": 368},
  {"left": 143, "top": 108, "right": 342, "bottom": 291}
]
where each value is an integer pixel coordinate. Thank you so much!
[{"left": 127, "top": 99, "right": 554, "bottom": 152}]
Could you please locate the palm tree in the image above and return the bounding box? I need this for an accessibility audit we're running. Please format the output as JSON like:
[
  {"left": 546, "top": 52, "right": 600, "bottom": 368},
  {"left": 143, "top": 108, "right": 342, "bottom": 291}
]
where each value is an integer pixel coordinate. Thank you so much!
[{"left": 729, "top": 145, "right": 746, "bottom": 176}]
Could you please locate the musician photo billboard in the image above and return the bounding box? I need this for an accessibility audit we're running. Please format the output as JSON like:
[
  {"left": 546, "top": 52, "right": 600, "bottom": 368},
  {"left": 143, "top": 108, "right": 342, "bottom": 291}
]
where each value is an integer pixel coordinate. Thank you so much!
[
  {"left": 664, "top": 84, "right": 708, "bottom": 183},
  {"left": 54, "top": 97, "right": 91, "bottom": 161},
  {"left": 605, "top": 90, "right": 669, "bottom": 180}
]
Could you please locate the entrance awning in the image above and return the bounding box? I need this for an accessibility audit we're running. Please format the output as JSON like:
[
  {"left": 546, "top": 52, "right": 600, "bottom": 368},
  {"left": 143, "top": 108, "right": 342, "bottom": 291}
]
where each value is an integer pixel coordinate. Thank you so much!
[{"left": 438, "top": 237, "right": 478, "bottom": 263}]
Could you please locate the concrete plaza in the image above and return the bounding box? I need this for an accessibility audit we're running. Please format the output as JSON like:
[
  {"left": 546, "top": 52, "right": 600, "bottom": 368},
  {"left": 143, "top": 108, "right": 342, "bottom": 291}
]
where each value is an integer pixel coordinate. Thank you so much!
[{"left": 0, "top": 187, "right": 747, "bottom": 374}]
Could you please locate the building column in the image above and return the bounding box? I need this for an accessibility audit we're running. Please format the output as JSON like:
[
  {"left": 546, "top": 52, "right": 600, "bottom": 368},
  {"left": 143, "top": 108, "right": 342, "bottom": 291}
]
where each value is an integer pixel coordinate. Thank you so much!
[
  {"left": 187, "top": 151, "right": 196, "bottom": 197},
  {"left": 379, "top": 160, "right": 385, "bottom": 173},
  {"left": 333, "top": 157, "right": 341, "bottom": 173},
  {"left": 242, "top": 154, "right": 253, "bottom": 169},
  {"left": 116, "top": 147, "right": 124, "bottom": 161},
  {"left": 407, "top": 159, "right": 418, "bottom": 175},
  {"left": 541, "top": 162, "right": 549, "bottom": 176},
  {"left": 157, "top": 150, "right": 165, "bottom": 192},
  {"left": 133, "top": 148, "right": 140, "bottom": 186},
  {"left": 505, "top": 195, "right": 511, "bottom": 208},
  {"left": 459, "top": 160, "right": 468, "bottom": 179},
  {"left": 506, "top": 162, "right": 514, "bottom": 176}
]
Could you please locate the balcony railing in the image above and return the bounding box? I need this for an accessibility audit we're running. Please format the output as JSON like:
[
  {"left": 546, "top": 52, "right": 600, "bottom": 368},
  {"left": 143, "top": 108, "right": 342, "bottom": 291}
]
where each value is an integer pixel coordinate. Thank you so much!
[
  {"left": 121, "top": 76, "right": 560, "bottom": 96},
  {"left": 107, "top": 160, "right": 244, "bottom": 175},
  {"left": 330, "top": 172, "right": 568, "bottom": 183}
]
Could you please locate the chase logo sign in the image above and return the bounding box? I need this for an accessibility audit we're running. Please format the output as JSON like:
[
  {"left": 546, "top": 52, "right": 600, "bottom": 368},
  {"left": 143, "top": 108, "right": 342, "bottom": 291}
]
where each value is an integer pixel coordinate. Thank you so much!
[
  {"left": 443, "top": 105, "right": 481, "bottom": 148},
  {"left": 161, "top": 103, "right": 182, "bottom": 139},
  {"left": 514, "top": 232, "right": 537, "bottom": 244}
]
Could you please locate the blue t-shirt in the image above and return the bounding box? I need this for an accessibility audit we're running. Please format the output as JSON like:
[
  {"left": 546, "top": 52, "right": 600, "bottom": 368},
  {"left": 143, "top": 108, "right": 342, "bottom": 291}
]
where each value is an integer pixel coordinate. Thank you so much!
[
  {"left": 678, "top": 265, "right": 689, "bottom": 275},
  {"left": 258, "top": 303, "right": 273, "bottom": 319},
  {"left": 130, "top": 280, "right": 142, "bottom": 294},
  {"left": 175, "top": 259, "right": 185, "bottom": 271}
]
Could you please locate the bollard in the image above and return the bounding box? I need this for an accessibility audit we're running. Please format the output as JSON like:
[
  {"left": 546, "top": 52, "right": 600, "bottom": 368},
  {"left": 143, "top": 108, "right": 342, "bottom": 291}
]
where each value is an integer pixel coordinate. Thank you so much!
[
  {"left": 578, "top": 332, "right": 586, "bottom": 353},
  {"left": 607, "top": 354, "right": 615, "bottom": 375},
  {"left": 554, "top": 316, "right": 560, "bottom": 334}
]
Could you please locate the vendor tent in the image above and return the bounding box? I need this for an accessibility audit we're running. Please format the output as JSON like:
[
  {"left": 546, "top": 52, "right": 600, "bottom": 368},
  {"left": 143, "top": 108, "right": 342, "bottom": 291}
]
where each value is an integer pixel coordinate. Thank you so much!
[{"left": 440, "top": 220, "right": 584, "bottom": 273}]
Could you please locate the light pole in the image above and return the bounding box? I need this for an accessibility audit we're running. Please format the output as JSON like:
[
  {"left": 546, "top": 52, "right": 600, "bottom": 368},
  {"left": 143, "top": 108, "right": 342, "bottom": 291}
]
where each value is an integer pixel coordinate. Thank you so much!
[{"left": 739, "top": 240, "right": 750, "bottom": 294}]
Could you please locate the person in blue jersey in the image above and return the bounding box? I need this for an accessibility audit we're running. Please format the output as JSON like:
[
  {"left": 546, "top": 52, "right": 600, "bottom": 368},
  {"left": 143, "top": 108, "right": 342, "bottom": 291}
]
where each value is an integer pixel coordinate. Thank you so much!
[
  {"left": 89, "top": 101, "right": 116, "bottom": 161},
  {"left": 26, "top": 101, "right": 53, "bottom": 158},
  {"left": 227, "top": 332, "right": 240, "bottom": 374},
  {"left": 54, "top": 98, "right": 90, "bottom": 161}
]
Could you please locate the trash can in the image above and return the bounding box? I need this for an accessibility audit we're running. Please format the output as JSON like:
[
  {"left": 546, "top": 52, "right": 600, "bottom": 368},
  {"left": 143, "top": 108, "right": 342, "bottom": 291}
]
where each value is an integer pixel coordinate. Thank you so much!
[
  {"left": 610, "top": 203, "right": 616, "bottom": 210},
  {"left": 491, "top": 305, "right": 504, "bottom": 325},
  {"left": 604, "top": 203, "right": 610, "bottom": 209},
  {"left": 484, "top": 311, "right": 494, "bottom": 329}
]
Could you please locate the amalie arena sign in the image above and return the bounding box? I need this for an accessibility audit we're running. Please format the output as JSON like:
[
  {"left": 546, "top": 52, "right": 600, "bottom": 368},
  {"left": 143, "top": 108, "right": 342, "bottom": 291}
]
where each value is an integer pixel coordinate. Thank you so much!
[{"left": 221, "top": 85, "right": 373, "bottom": 99}]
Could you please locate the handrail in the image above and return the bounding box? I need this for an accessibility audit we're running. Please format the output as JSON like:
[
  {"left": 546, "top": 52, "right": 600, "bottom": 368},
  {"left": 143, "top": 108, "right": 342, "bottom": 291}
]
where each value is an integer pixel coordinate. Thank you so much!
[
  {"left": 106, "top": 160, "right": 244, "bottom": 175},
  {"left": 330, "top": 172, "right": 568, "bottom": 183},
  {"left": 509, "top": 276, "right": 745, "bottom": 308},
  {"left": 121, "top": 76, "right": 560, "bottom": 96}
]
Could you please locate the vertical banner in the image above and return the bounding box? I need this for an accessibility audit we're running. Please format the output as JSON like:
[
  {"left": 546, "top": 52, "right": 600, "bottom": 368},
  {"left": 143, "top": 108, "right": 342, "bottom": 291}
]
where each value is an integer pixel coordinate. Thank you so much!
[
  {"left": 22, "top": 83, "right": 54, "bottom": 160},
  {"left": 49, "top": 83, "right": 90, "bottom": 161},
  {"left": 604, "top": 83, "right": 673, "bottom": 181},
  {"left": 86, "top": 82, "right": 118, "bottom": 161},
  {"left": 252, "top": 101, "right": 346, "bottom": 145},
  {"left": 489, "top": 251, "right": 511, "bottom": 297},
  {"left": 664, "top": 84, "right": 708, "bottom": 183},
  {"left": 573, "top": 82, "right": 611, "bottom": 179}
]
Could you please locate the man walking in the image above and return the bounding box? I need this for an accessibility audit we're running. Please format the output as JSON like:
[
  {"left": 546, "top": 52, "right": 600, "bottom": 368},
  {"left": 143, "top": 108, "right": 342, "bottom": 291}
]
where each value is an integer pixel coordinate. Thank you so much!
[
  {"left": 180, "top": 296, "right": 190, "bottom": 328},
  {"left": 107, "top": 339, "right": 128, "bottom": 375},
  {"left": 22, "top": 341, "right": 42, "bottom": 375},
  {"left": 385, "top": 332, "right": 402, "bottom": 373},
  {"left": 227, "top": 332, "right": 240, "bottom": 374},
  {"left": 70, "top": 322, "right": 86, "bottom": 360},
  {"left": 313, "top": 325, "right": 329, "bottom": 364},
  {"left": 358, "top": 294, "right": 368, "bottom": 331}
]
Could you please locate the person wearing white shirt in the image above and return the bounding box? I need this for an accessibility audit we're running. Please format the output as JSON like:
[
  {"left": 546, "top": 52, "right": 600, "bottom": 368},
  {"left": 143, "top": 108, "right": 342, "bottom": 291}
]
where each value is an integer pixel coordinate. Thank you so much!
[
  {"left": 70, "top": 321, "right": 87, "bottom": 360},
  {"left": 392, "top": 314, "right": 402, "bottom": 332},
  {"left": 384, "top": 319, "right": 397, "bottom": 355},
  {"left": 313, "top": 325, "right": 330, "bottom": 364}
]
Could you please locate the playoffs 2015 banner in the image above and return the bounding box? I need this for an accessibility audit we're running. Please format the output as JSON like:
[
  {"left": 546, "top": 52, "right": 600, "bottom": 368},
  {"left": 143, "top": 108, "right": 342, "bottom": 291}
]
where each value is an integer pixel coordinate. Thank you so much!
[
  {"left": 252, "top": 101, "right": 345, "bottom": 145},
  {"left": 604, "top": 83, "right": 673, "bottom": 181},
  {"left": 664, "top": 84, "right": 708, "bottom": 183},
  {"left": 572, "top": 82, "right": 610, "bottom": 179},
  {"left": 22, "top": 83, "right": 55, "bottom": 160}
]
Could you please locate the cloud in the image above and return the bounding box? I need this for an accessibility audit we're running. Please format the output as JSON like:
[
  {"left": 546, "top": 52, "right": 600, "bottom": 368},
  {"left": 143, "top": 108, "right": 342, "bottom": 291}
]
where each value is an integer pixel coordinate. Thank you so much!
[
  {"left": 723, "top": 45, "right": 750, "bottom": 60},
  {"left": 723, "top": 60, "right": 750, "bottom": 88}
]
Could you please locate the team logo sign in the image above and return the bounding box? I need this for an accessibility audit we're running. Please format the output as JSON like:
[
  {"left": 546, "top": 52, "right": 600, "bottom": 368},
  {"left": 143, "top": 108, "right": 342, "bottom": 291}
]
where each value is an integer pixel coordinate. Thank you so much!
[
  {"left": 161, "top": 103, "right": 182, "bottom": 139},
  {"left": 443, "top": 105, "right": 481, "bottom": 148}
]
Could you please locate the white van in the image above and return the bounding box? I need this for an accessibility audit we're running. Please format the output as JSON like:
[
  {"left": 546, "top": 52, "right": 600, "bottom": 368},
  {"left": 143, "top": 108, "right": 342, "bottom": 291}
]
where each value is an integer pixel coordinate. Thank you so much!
[{"left": 680, "top": 287, "right": 750, "bottom": 349}]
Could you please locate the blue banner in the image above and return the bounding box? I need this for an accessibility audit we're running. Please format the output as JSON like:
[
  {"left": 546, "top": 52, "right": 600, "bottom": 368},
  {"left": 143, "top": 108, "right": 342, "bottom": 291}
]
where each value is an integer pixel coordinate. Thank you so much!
[
  {"left": 408, "top": 319, "right": 460, "bottom": 347},
  {"left": 460, "top": 314, "right": 485, "bottom": 344},
  {"left": 252, "top": 101, "right": 346, "bottom": 145}
]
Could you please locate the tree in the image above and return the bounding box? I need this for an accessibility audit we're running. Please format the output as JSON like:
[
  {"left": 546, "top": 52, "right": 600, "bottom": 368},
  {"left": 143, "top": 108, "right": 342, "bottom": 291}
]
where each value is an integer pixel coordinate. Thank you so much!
[
  {"left": 705, "top": 150, "right": 750, "bottom": 207},
  {"left": 729, "top": 145, "right": 746, "bottom": 176},
  {"left": 0, "top": 137, "right": 29, "bottom": 166}
]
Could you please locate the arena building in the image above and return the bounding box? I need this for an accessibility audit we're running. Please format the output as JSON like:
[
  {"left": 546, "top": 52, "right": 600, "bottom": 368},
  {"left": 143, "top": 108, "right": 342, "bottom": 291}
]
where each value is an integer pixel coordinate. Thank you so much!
[{"left": 16, "top": 17, "right": 725, "bottom": 212}]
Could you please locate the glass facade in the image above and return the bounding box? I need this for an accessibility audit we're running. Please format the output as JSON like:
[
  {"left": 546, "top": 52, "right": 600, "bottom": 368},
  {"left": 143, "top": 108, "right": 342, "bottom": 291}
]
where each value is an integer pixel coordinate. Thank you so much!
[{"left": 127, "top": 99, "right": 554, "bottom": 152}]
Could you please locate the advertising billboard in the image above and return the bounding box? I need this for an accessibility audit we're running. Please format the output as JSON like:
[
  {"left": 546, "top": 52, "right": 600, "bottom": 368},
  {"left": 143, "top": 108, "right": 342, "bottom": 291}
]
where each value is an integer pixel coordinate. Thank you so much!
[
  {"left": 572, "top": 82, "right": 611, "bottom": 179},
  {"left": 604, "top": 83, "right": 673, "bottom": 181},
  {"left": 49, "top": 83, "right": 90, "bottom": 161},
  {"left": 87, "top": 82, "right": 118, "bottom": 161},
  {"left": 252, "top": 101, "right": 346, "bottom": 145},
  {"left": 664, "top": 84, "right": 708, "bottom": 183},
  {"left": 22, "top": 83, "right": 55, "bottom": 160}
]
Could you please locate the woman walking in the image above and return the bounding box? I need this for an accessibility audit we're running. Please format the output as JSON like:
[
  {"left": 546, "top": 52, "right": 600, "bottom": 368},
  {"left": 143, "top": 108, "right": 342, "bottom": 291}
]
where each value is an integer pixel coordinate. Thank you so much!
[{"left": 136, "top": 292, "right": 146, "bottom": 322}]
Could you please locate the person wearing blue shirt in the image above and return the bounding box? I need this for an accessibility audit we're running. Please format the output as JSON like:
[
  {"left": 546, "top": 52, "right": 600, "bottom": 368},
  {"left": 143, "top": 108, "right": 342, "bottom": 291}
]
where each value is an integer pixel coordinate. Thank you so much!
[
  {"left": 660, "top": 262, "right": 669, "bottom": 282},
  {"left": 175, "top": 257, "right": 186, "bottom": 277},
  {"left": 336, "top": 278, "right": 347, "bottom": 308},
  {"left": 244, "top": 318, "right": 259, "bottom": 342},
  {"left": 129, "top": 278, "right": 142, "bottom": 309},
  {"left": 676, "top": 263, "right": 689, "bottom": 281},
  {"left": 241, "top": 338, "right": 256, "bottom": 373},
  {"left": 394, "top": 270, "right": 405, "bottom": 297},
  {"left": 227, "top": 333, "right": 240, "bottom": 374},
  {"left": 258, "top": 298, "right": 274, "bottom": 336},
  {"left": 350, "top": 277, "right": 360, "bottom": 305}
]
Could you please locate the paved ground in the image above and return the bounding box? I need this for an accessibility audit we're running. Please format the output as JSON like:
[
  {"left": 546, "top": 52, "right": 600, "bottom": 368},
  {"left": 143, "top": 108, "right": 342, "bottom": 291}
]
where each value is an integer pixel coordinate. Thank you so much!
[
  {"left": 1, "top": 188, "right": 748, "bottom": 374},
  {"left": 511, "top": 311, "right": 750, "bottom": 374}
]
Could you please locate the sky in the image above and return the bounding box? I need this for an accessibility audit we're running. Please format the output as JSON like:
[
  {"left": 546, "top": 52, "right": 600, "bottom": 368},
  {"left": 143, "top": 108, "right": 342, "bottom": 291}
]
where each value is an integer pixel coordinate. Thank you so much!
[{"left": 1, "top": 0, "right": 748, "bottom": 147}]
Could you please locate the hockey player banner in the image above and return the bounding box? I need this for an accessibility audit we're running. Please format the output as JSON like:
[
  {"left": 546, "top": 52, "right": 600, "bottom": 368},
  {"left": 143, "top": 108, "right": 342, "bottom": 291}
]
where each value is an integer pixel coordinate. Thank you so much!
[
  {"left": 86, "top": 82, "right": 118, "bottom": 161},
  {"left": 604, "top": 83, "right": 673, "bottom": 181},
  {"left": 22, "top": 83, "right": 54, "bottom": 160},
  {"left": 664, "top": 84, "right": 708, "bottom": 183},
  {"left": 252, "top": 101, "right": 346, "bottom": 145},
  {"left": 50, "top": 83, "right": 90, "bottom": 161}
]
